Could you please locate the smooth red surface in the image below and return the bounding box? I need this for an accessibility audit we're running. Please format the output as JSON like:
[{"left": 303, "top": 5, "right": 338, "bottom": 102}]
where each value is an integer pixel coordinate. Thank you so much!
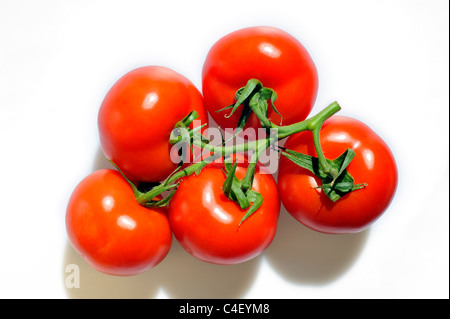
[
  {"left": 202, "top": 26, "right": 318, "bottom": 130},
  {"left": 168, "top": 158, "right": 280, "bottom": 265},
  {"left": 278, "top": 116, "right": 398, "bottom": 234},
  {"left": 66, "top": 169, "right": 172, "bottom": 276},
  {"left": 98, "top": 66, "right": 208, "bottom": 183}
]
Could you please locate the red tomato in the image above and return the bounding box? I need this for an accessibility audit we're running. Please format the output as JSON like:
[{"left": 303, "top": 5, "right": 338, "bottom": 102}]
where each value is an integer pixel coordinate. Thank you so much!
[
  {"left": 202, "top": 26, "right": 318, "bottom": 130},
  {"left": 98, "top": 66, "right": 208, "bottom": 183},
  {"left": 66, "top": 169, "right": 172, "bottom": 276},
  {"left": 168, "top": 158, "right": 280, "bottom": 265},
  {"left": 278, "top": 116, "right": 398, "bottom": 234}
]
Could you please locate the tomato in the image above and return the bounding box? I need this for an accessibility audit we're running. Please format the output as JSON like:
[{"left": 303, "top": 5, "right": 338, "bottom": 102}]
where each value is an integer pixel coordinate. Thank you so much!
[
  {"left": 202, "top": 26, "right": 318, "bottom": 130},
  {"left": 278, "top": 116, "right": 398, "bottom": 234},
  {"left": 66, "top": 169, "right": 172, "bottom": 276},
  {"left": 168, "top": 157, "right": 280, "bottom": 265},
  {"left": 98, "top": 66, "right": 208, "bottom": 183}
]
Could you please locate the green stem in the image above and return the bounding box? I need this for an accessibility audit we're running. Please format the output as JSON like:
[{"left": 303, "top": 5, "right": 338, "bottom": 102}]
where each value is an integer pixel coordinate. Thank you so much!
[
  {"left": 136, "top": 153, "right": 221, "bottom": 205},
  {"left": 192, "top": 134, "right": 261, "bottom": 156},
  {"left": 136, "top": 101, "right": 341, "bottom": 207},
  {"left": 274, "top": 101, "right": 340, "bottom": 174},
  {"left": 311, "top": 125, "right": 333, "bottom": 175},
  {"left": 275, "top": 101, "right": 341, "bottom": 139},
  {"left": 241, "top": 137, "right": 273, "bottom": 192}
]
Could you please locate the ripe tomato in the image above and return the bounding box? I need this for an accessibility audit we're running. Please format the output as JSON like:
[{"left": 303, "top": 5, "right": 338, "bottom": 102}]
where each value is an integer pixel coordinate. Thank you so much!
[
  {"left": 278, "top": 116, "right": 398, "bottom": 234},
  {"left": 202, "top": 26, "right": 318, "bottom": 130},
  {"left": 66, "top": 169, "right": 172, "bottom": 276},
  {"left": 168, "top": 157, "right": 280, "bottom": 265},
  {"left": 98, "top": 66, "right": 208, "bottom": 183}
]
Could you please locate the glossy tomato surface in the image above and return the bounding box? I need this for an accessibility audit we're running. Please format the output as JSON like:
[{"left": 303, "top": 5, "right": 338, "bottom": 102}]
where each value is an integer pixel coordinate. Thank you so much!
[
  {"left": 278, "top": 116, "right": 398, "bottom": 234},
  {"left": 98, "top": 66, "right": 208, "bottom": 183},
  {"left": 202, "top": 26, "right": 318, "bottom": 130},
  {"left": 168, "top": 158, "right": 280, "bottom": 265},
  {"left": 66, "top": 169, "right": 172, "bottom": 276}
]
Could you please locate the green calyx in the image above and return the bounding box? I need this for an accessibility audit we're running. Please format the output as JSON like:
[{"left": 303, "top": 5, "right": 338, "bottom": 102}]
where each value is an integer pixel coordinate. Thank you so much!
[
  {"left": 169, "top": 110, "right": 209, "bottom": 146},
  {"left": 217, "top": 79, "right": 282, "bottom": 132},
  {"left": 279, "top": 147, "right": 367, "bottom": 202},
  {"left": 222, "top": 158, "right": 263, "bottom": 226}
]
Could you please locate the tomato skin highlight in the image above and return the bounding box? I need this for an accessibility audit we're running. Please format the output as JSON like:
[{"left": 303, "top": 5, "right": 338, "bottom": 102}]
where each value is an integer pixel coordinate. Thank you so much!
[
  {"left": 66, "top": 169, "right": 172, "bottom": 276},
  {"left": 278, "top": 116, "right": 398, "bottom": 234},
  {"left": 202, "top": 26, "right": 318, "bottom": 130},
  {"left": 98, "top": 66, "right": 208, "bottom": 183},
  {"left": 168, "top": 159, "right": 280, "bottom": 265}
]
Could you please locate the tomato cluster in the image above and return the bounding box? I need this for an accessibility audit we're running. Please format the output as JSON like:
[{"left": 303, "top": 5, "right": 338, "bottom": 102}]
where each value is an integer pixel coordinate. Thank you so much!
[{"left": 66, "top": 26, "right": 397, "bottom": 276}]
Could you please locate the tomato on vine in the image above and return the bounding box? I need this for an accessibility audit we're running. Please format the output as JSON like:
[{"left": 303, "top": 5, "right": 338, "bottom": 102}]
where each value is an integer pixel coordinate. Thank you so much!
[
  {"left": 168, "top": 156, "right": 280, "bottom": 265},
  {"left": 98, "top": 66, "right": 208, "bottom": 183},
  {"left": 202, "top": 26, "right": 318, "bottom": 131},
  {"left": 278, "top": 116, "right": 398, "bottom": 234},
  {"left": 66, "top": 169, "right": 172, "bottom": 276}
]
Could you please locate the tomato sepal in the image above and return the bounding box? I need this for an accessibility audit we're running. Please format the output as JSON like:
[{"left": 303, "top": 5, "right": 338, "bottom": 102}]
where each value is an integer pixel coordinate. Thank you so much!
[
  {"left": 109, "top": 160, "right": 143, "bottom": 198},
  {"left": 216, "top": 79, "right": 282, "bottom": 133},
  {"left": 108, "top": 158, "right": 181, "bottom": 208},
  {"left": 221, "top": 155, "right": 264, "bottom": 225},
  {"left": 279, "top": 147, "right": 367, "bottom": 202},
  {"left": 238, "top": 190, "right": 263, "bottom": 226}
]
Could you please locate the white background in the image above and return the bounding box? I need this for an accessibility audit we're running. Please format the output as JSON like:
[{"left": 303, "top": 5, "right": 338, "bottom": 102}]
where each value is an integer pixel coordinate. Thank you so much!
[{"left": 0, "top": 0, "right": 448, "bottom": 299}]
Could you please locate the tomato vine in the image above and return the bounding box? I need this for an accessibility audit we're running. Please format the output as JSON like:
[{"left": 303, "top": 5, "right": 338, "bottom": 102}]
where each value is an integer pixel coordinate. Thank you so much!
[{"left": 114, "top": 79, "right": 367, "bottom": 224}]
